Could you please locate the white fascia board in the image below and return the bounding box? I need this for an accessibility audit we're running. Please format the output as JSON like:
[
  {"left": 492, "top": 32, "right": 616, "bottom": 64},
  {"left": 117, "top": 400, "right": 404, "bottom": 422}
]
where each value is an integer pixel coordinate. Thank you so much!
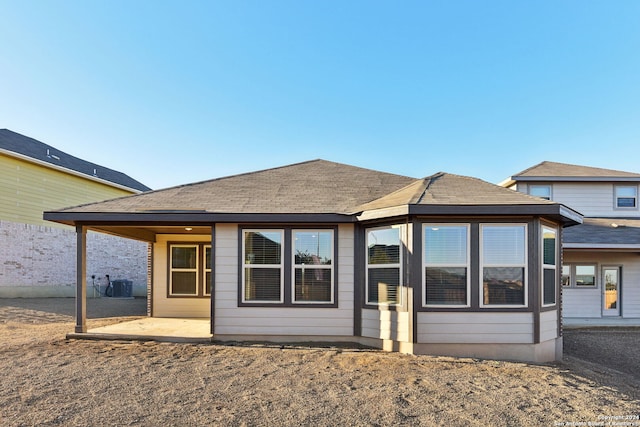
[
  {"left": 559, "top": 206, "right": 583, "bottom": 224},
  {"left": 0, "top": 148, "right": 143, "bottom": 194},
  {"left": 513, "top": 176, "right": 640, "bottom": 182},
  {"left": 564, "top": 243, "right": 640, "bottom": 249}
]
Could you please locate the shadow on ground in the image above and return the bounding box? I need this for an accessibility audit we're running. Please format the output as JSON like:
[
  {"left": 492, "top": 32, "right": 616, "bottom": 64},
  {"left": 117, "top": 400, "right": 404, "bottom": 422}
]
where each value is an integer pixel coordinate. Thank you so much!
[{"left": 0, "top": 297, "right": 147, "bottom": 323}]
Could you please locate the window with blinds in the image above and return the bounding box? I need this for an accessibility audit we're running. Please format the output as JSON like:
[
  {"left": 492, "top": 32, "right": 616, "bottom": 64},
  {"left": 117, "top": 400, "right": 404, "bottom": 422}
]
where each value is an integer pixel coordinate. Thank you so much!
[
  {"left": 169, "top": 243, "right": 211, "bottom": 297},
  {"left": 481, "top": 224, "right": 527, "bottom": 307},
  {"left": 423, "top": 224, "right": 470, "bottom": 307},
  {"left": 243, "top": 230, "right": 284, "bottom": 303},
  {"left": 366, "top": 226, "right": 401, "bottom": 305},
  {"left": 542, "top": 226, "right": 557, "bottom": 306}
]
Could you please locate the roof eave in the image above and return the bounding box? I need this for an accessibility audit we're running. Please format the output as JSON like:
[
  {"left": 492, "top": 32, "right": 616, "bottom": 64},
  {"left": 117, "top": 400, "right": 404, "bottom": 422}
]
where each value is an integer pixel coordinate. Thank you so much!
[
  {"left": 512, "top": 176, "right": 640, "bottom": 183},
  {"left": 43, "top": 211, "right": 357, "bottom": 226}
]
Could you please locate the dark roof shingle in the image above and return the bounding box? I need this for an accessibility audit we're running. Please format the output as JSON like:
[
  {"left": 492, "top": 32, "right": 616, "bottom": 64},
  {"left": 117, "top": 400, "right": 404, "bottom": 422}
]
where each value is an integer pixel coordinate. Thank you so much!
[
  {"left": 55, "top": 159, "right": 417, "bottom": 214},
  {"left": 563, "top": 218, "right": 640, "bottom": 246},
  {"left": 511, "top": 161, "right": 640, "bottom": 180},
  {"left": 0, "top": 129, "right": 151, "bottom": 192}
]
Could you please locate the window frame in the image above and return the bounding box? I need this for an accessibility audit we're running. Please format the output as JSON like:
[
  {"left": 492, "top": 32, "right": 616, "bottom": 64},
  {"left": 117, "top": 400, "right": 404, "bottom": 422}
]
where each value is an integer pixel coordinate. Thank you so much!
[
  {"left": 292, "top": 229, "right": 335, "bottom": 304},
  {"left": 422, "top": 223, "right": 471, "bottom": 308},
  {"left": 562, "top": 264, "right": 598, "bottom": 288},
  {"left": 614, "top": 185, "right": 638, "bottom": 210},
  {"left": 167, "top": 242, "right": 211, "bottom": 298},
  {"left": 541, "top": 225, "right": 557, "bottom": 307},
  {"left": 529, "top": 184, "right": 552, "bottom": 200},
  {"left": 241, "top": 229, "right": 285, "bottom": 304},
  {"left": 365, "top": 225, "right": 403, "bottom": 307},
  {"left": 480, "top": 223, "right": 528, "bottom": 308}
]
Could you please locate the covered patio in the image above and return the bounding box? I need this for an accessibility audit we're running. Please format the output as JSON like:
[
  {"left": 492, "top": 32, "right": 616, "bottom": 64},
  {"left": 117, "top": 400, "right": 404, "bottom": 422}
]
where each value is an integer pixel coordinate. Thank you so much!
[{"left": 67, "top": 317, "right": 212, "bottom": 343}]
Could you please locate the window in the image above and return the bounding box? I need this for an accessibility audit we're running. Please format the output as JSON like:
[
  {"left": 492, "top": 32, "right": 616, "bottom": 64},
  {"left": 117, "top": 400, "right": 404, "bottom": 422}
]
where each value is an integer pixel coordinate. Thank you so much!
[
  {"left": 529, "top": 185, "right": 551, "bottom": 200},
  {"left": 542, "top": 226, "right": 557, "bottom": 306},
  {"left": 169, "top": 243, "right": 211, "bottom": 297},
  {"left": 243, "top": 230, "right": 284, "bottom": 303},
  {"left": 423, "top": 224, "right": 470, "bottom": 307},
  {"left": 366, "top": 226, "right": 401, "bottom": 305},
  {"left": 481, "top": 224, "right": 527, "bottom": 307},
  {"left": 562, "top": 264, "right": 597, "bottom": 288},
  {"left": 615, "top": 185, "right": 637, "bottom": 208},
  {"left": 561, "top": 265, "right": 571, "bottom": 287},
  {"left": 575, "top": 265, "right": 596, "bottom": 287},
  {"left": 293, "top": 230, "right": 333, "bottom": 303}
]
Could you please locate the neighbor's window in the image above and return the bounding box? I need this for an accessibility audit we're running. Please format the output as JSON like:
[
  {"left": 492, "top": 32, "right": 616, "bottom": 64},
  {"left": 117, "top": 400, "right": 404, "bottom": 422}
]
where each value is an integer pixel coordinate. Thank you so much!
[
  {"left": 243, "top": 230, "right": 284, "bottom": 303},
  {"left": 170, "top": 244, "right": 199, "bottom": 296},
  {"left": 481, "top": 224, "right": 527, "bottom": 307},
  {"left": 563, "top": 264, "right": 597, "bottom": 288},
  {"left": 542, "top": 226, "right": 557, "bottom": 306},
  {"left": 615, "top": 185, "right": 637, "bottom": 208},
  {"left": 575, "top": 265, "right": 596, "bottom": 287},
  {"left": 366, "top": 226, "right": 401, "bottom": 305},
  {"left": 530, "top": 185, "right": 552, "bottom": 200},
  {"left": 293, "top": 230, "right": 333, "bottom": 303},
  {"left": 423, "top": 224, "right": 470, "bottom": 307}
]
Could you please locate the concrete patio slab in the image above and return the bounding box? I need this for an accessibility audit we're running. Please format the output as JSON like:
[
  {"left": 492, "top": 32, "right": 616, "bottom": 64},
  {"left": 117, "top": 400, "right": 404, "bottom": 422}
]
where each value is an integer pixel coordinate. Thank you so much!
[{"left": 67, "top": 317, "right": 212, "bottom": 343}]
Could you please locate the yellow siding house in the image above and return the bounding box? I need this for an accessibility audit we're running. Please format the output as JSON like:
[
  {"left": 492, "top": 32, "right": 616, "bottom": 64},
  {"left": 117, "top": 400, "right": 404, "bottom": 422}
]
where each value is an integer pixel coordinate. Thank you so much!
[{"left": 0, "top": 129, "right": 151, "bottom": 297}]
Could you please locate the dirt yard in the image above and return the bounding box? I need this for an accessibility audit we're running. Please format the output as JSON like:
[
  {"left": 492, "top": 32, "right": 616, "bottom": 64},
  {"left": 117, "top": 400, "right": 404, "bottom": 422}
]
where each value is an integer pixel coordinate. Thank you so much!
[{"left": 1, "top": 298, "right": 638, "bottom": 426}]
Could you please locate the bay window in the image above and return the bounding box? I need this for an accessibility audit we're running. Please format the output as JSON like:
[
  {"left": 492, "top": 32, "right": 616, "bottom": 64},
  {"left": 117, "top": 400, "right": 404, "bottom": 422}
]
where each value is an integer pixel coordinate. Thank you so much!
[
  {"left": 366, "top": 226, "right": 401, "bottom": 305},
  {"left": 481, "top": 224, "right": 527, "bottom": 307},
  {"left": 423, "top": 224, "right": 470, "bottom": 307},
  {"left": 542, "top": 226, "right": 557, "bottom": 306}
]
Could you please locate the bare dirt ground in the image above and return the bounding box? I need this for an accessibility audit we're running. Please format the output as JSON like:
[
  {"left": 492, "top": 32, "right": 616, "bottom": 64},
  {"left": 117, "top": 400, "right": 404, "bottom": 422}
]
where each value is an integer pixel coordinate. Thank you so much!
[{"left": 1, "top": 298, "right": 639, "bottom": 426}]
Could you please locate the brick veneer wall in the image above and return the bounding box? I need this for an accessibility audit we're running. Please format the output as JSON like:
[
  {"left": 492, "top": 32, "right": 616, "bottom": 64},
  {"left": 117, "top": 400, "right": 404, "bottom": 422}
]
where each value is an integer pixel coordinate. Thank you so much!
[{"left": 0, "top": 220, "right": 148, "bottom": 296}]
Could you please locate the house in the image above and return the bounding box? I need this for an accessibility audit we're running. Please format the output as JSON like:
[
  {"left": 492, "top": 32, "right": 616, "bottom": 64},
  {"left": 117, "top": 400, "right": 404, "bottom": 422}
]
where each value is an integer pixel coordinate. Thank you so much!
[
  {"left": 44, "top": 159, "right": 581, "bottom": 362},
  {"left": 501, "top": 161, "right": 640, "bottom": 325},
  {"left": 0, "top": 129, "right": 151, "bottom": 297}
]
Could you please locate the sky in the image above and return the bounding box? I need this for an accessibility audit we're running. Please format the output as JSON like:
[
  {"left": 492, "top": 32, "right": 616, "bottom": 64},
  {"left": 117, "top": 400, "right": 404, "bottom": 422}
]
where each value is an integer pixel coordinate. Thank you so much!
[{"left": 1, "top": 1, "right": 639, "bottom": 190}]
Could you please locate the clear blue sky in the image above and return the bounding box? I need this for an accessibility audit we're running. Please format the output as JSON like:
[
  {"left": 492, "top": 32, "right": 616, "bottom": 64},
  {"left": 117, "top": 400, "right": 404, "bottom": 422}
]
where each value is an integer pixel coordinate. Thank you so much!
[{"left": 1, "top": 1, "right": 639, "bottom": 190}]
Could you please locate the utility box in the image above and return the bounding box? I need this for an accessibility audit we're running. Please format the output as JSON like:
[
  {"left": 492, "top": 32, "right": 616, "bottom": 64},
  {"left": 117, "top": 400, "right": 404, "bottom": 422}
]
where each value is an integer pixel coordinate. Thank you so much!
[{"left": 111, "top": 279, "right": 133, "bottom": 298}]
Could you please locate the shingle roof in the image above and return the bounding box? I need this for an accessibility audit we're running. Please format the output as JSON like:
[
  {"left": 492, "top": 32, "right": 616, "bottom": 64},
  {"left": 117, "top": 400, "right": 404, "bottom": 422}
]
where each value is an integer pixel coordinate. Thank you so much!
[
  {"left": 0, "top": 129, "right": 151, "bottom": 192},
  {"left": 563, "top": 218, "right": 640, "bottom": 246},
  {"left": 511, "top": 161, "right": 640, "bottom": 180},
  {"left": 55, "top": 159, "right": 417, "bottom": 214},
  {"left": 355, "top": 172, "right": 555, "bottom": 213}
]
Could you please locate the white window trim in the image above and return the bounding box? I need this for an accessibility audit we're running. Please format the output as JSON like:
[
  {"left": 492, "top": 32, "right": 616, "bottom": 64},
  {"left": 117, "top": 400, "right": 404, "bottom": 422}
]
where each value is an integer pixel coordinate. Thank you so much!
[
  {"left": 422, "top": 223, "right": 471, "bottom": 308},
  {"left": 541, "top": 225, "right": 557, "bottom": 308},
  {"left": 204, "top": 245, "right": 212, "bottom": 297},
  {"left": 241, "top": 229, "right": 285, "bottom": 304},
  {"left": 529, "top": 184, "right": 552, "bottom": 200},
  {"left": 614, "top": 184, "right": 638, "bottom": 210},
  {"left": 564, "top": 263, "right": 598, "bottom": 288},
  {"left": 479, "top": 223, "right": 528, "bottom": 308},
  {"left": 169, "top": 244, "right": 200, "bottom": 296},
  {"left": 291, "top": 229, "right": 334, "bottom": 304},
  {"left": 365, "top": 225, "right": 403, "bottom": 306}
]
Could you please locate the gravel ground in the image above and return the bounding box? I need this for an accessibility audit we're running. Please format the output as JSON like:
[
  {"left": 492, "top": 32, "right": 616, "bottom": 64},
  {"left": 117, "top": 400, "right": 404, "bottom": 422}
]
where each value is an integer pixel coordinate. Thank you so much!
[{"left": 0, "top": 298, "right": 639, "bottom": 426}]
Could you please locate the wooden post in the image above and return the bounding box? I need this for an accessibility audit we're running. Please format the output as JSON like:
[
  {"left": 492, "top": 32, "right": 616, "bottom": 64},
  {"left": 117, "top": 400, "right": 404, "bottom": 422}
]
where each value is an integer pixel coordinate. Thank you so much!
[{"left": 75, "top": 225, "right": 87, "bottom": 333}]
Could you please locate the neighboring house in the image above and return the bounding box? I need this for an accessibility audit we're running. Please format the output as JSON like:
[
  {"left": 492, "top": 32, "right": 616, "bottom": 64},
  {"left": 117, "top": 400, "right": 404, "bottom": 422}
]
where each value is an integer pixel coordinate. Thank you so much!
[
  {"left": 0, "top": 129, "right": 151, "bottom": 297},
  {"left": 502, "top": 161, "right": 640, "bottom": 325},
  {"left": 45, "top": 159, "right": 581, "bottom": 362}
]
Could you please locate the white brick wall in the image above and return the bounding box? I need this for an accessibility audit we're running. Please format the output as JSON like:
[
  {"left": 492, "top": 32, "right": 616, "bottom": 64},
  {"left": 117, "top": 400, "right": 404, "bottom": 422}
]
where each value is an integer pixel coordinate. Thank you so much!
[{"left": 0, "top": 220, "right": 148, "bottom": 293}]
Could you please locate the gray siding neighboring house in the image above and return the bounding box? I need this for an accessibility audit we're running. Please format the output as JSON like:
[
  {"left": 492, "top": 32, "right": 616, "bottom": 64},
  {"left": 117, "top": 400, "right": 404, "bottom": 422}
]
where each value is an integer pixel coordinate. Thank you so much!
[
  {"left": 502, "top": 161, "right": 640, "bottom": 325},
  {"left": 0, "top": 129, "right": 151, "bottom": 297},
  {"left": 45, "top": 159, "right": 581, "bottom": 362}
]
